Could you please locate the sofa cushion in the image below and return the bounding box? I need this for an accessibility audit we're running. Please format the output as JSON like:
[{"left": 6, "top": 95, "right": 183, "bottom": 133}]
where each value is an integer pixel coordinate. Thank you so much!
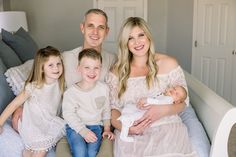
[
  {"left": 0, "top": 119, "right": 24, "bottom": 157},
  {"left": 0, "top": 119, "right": 55, "bottom": 157},
  {"left": 0, "top": 40, "right": 22, "bottom": 68},
  {"left": 0, "top": 58, "right": 15, "bottom": 114},
  {"left": 180, "top": 105, "right": 210, "bottom": 157},
  {"left": 56, "top": 137, "right": 113, "bottom": 157},
  {"left": 1, "top": 27, "right": 38, "bottom": 62}
]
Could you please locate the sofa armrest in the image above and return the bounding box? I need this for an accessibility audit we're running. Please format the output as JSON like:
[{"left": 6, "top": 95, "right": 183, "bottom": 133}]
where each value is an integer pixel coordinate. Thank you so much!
[{"left": 184, "top": 71, "right": 235, "bottom": 157}]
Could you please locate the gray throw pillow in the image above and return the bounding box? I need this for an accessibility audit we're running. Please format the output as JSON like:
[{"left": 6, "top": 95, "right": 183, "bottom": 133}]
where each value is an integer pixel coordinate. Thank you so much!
[
  {"left": 0, "top": 40, "right": 22, "bottom": 68},
  {"left": 1, "top": 27, "right": 38, "bottom": 62},
  {"left": 0, "top": 58, "right": 15, "bottom": 114}
]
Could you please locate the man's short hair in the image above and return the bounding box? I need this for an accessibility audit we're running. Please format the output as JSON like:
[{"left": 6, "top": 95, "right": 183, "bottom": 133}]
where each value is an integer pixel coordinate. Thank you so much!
[{"left": 85, "top": 8, "right": 108, "bottom": 26}]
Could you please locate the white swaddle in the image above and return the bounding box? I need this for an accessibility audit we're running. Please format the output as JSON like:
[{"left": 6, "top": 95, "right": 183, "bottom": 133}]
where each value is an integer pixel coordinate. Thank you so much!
[{"left": 118, "top": 95, "right": 173, "bottom": 142}]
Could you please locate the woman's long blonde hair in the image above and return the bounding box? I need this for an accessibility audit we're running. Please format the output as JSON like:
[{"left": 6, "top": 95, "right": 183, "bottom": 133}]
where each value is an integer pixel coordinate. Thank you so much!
[
  {"left": 114, "top": 17, "right": 158, "bottom": 98},
  {"left": 25, "top": 46, "right": 65, "bottom": 93}
]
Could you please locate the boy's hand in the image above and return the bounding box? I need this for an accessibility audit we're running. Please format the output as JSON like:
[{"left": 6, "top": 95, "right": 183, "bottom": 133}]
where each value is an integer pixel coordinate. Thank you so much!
[
  {"left": 102, "top": 131, "right": 115, "bottom": 140},
  {"left": 84, "top": 130, "right": 97, "bottom": 143},
  {"left": 137, "top": 97, "right": 148, "bottom": 109},
  {"left": 0, "top": 125, "right": 3, "bottom": 134}
]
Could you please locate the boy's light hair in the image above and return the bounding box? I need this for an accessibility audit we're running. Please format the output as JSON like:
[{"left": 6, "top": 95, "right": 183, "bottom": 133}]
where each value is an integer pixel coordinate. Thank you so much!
[
  {"left": 25, "top": 46, "right": 65, "bottom": 93},
  {"left": 78, "top": 48, "right": 102, "bottom": 64}
]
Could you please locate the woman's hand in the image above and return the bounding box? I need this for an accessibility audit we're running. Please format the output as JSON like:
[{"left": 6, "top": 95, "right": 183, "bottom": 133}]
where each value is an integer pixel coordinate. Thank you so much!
[
  {"left": 135, "top": 102, "right": 185, "bottom": 126},
  {"left": 129, "top": 118, "right": 152, "bottom": 135},
  {"left": 134, "top": 105, "right": 170, "bottom": 126}
]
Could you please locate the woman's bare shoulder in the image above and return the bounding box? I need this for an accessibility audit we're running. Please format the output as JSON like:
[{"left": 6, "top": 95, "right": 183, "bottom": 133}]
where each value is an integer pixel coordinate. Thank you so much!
[{"left": 155, "top": 53, "right": 179, "bottom": 73}]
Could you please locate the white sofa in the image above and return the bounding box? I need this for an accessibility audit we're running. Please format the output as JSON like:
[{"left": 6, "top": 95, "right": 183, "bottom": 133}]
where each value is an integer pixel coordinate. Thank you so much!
[{"left": 184, "top": 71, "right": 236, "bottom": 157}]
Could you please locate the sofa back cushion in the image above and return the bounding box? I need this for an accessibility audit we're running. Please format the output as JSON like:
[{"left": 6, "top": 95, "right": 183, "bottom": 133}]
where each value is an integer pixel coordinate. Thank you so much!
[
  {"left": 0, "top": 40, "right": 22, "bottom": 68},
  {"left": 1, "top": 27, "right": 38, "bottom": 62},
  {"left": 0, "top": 58, "right": 15, "bottom": 114}
]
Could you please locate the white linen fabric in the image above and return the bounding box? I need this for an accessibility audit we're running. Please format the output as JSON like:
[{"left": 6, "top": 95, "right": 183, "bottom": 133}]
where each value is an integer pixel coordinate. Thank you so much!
[
  {"left": 18, "top": 81, "right": 65, "bottom": 151},
  {"left": 4, "top": 59, "right": 33, "bottom": 95},
  {"left": 105, "top": 66, "right": 198, "bottom": 157}
]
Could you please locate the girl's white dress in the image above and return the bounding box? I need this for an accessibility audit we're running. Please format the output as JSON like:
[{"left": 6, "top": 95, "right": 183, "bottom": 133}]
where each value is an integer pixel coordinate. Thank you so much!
[
  {"left": 105, "top": 66, "right": 198, "bottom": 157},
  {"left": 18, "top": 81, "right": 65, "bottom": 151}
]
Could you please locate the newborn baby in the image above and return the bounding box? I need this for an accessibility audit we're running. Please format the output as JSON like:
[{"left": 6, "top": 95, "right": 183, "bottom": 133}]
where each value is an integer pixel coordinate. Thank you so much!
[{"left": 118, "top": 85, "right": 187, "bottom": 142}]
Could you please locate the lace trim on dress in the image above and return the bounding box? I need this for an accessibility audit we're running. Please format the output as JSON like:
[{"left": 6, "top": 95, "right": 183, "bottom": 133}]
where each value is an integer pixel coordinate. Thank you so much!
[
  {"left": 105, "top": 72, "right": 122, "bottom": 111},
  {"left": 24, "top": 118, "right": 65, "bottom": 151}
]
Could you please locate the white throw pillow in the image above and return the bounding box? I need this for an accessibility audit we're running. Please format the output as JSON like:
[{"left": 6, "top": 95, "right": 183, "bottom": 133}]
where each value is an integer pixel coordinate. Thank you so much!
[{"left": 4, "top": 60, "right": 33, "bottom": 95}]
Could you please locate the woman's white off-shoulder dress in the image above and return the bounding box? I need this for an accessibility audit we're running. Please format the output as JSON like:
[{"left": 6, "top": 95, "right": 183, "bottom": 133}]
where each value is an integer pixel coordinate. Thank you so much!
[{"left": 105, "top": 66, "right": 198, "bottom": 157}]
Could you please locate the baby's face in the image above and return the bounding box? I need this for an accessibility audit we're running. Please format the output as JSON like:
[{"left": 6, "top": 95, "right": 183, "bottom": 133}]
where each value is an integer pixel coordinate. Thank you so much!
[{"left": 165, "top": 86, "right": 186, "bottom": 102}]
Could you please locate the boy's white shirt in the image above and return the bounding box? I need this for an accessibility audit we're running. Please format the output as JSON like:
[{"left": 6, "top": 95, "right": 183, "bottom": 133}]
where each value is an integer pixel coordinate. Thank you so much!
[{"left": 62, "top": 81, "right": 111, "bottom": 137}]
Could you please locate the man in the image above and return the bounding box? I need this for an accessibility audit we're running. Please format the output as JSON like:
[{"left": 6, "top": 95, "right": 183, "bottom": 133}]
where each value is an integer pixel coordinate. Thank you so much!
[
  {"left": 12, "top": 8, "right": 116, "bottom": 157},
  {"left": 62, "top": 8, "right": 116, "bottom": 88}
]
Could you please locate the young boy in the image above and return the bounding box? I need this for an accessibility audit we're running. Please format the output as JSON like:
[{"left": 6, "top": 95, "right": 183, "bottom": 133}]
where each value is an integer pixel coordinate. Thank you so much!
[
  {"left": 62, "top": 48, "right": 114, "bottom": 157},
  {"left": 118, "top": 85, "right": 187, "bottom": 142}
]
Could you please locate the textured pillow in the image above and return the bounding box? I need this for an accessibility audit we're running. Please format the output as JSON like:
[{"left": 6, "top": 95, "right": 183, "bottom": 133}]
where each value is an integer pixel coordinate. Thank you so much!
[
  {"left": 180, "top": 105, "right": 210, "bottom": 157},
  {"left": 0, "top": 58, "right": 15, "bottom": 114},
  {"left": 0, "top": 40, "right": 22, "bottom": 68},
  {"left": 1, "top": 27, "right": 38, "bottom": 62},
  {"left": 5, "top": 59, "right": 33, "bottom": 95}
]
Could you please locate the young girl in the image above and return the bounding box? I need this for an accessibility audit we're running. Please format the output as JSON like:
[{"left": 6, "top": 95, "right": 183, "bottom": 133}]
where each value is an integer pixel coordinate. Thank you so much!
[{"left": 0, "top": 46, "right": 66, "bottom": 157}]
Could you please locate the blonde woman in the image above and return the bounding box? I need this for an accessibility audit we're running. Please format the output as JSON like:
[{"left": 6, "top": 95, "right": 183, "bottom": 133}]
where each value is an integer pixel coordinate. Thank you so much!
[
  {"left": 0, "top": 46, "right": 65, "bottom": 157},
  {"left": 105, "top": 17, "right": 197, "bottom": 157}
]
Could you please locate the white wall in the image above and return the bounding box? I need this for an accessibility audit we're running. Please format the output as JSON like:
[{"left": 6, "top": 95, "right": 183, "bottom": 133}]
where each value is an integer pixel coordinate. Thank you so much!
[
  {"left": 6, "top": 0, "right": 193, "bottom": 72},
  {"left": 166, "top": 0, "right": 193, "bottom": 72},
  {"left": 0, "top": 0, "right": 3, "bottom": 11},
  {"left": 9, "top": 0, "right": 92, "bottom": 51},
  {"left": 148, "top": 0, "right": 167, "bottom": 53}
]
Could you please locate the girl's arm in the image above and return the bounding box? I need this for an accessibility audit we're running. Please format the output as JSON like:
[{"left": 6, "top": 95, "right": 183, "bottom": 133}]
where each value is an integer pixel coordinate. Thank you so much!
[{"left": 0, "top": 90, "right": 29, "bottom": 127}]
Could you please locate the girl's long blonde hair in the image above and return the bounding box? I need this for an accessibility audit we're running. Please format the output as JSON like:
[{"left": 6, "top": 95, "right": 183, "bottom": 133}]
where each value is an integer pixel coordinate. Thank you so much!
[
  {"left": 25, "top": 46, "right": 65, "bottom": 93},
  {"left": 114, "top": 17, "right": 158, "bottom": 98}
]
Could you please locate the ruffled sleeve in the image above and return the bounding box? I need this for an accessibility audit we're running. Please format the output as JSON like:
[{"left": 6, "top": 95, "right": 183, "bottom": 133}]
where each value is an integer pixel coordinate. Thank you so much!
[
  {"left": 167, "top": 66, "right": 189, "bottom": 106},
  {"left": 105, "top": 72, "right": 122, "bottom": 112}
]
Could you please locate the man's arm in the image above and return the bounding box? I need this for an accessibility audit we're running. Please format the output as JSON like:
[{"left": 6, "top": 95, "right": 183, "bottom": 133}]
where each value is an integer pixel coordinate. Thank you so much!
[{"left": 11, "top": 106, "right": 23, "bottom": 132}]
